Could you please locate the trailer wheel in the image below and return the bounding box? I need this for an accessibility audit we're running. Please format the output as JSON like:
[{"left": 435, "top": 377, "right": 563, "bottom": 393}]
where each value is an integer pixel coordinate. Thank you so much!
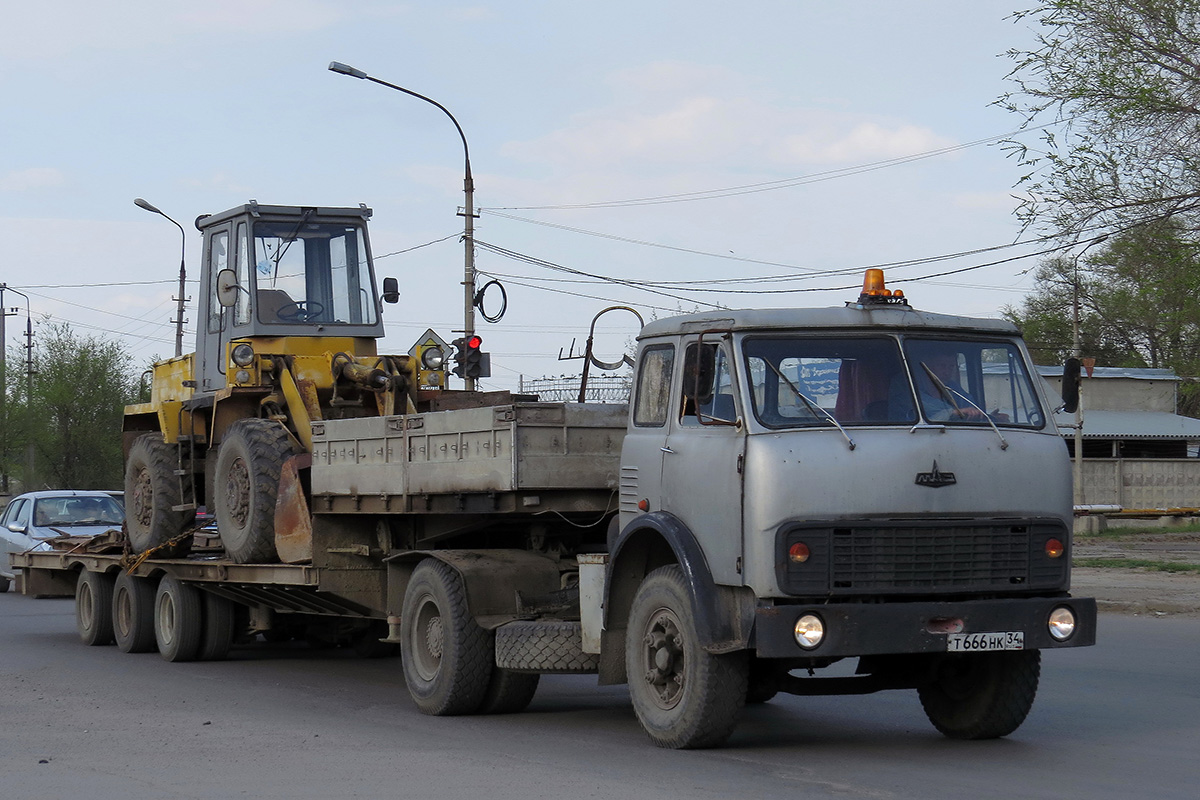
[
  {"left": 214, "top": 419, "right": 297, "bottom": 564},
  {"left": 479, "top": 668, "right": 540, "bottom": 715},
  {"left": 126, "top": 433, "right": 193, "bottom": 556},
  {"left": 918, "top": 650, "right": 1041, "bottom": 739},
  {"left": 400, "top": 559, "right": 492, "bottom": 716},
  {"left": 197, "top": 592, "right": 235, "bottom": 661},
  {"left": 153, "top": 575, "right": 204, "bottom": 662},
  {"left": 75, "top": 571, "right": 116, "bottom": 646},
  {"left": 626, "top": 565, "right": 749, "bottom": 749},
  {"left": 113, "top": 572, "right": 158, "bottom": 653},
  {"left": 495, "top": 620, "right": 600, "bottom": 673}
]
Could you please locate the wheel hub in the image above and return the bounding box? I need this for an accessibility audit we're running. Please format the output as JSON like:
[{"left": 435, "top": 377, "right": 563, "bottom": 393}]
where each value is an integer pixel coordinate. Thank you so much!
[
  {"left": 425, "top": 616, "right": 444, "bottom": 660},
  {"left": 641, "top": 609, "right": 685, "bottom": 709},
  {"left": 225, "top": 456, "right": 251, "bottom": 527}
]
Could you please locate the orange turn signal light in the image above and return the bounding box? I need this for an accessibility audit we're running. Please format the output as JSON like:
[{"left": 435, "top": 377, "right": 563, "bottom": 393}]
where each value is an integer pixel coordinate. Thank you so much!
[
  {"left": 788, "top": 542, "right": 811, "bottom": 563},
  {"left": 1045, "top": 538, "right": 1064, "bottom": 558}
]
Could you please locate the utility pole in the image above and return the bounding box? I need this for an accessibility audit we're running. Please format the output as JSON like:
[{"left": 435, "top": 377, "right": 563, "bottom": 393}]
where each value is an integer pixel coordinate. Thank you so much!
[
  {"left": 1, "top": 283, "right": 10, "bottom": 493},
  {"left": 0, "top": 283, "right": 34, "bottom": 491}
]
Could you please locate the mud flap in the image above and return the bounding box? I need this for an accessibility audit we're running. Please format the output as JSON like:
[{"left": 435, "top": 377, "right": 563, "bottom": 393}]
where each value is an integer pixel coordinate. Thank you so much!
[{"left": 275, "top": 452, "right": 313, "bottom": 563}]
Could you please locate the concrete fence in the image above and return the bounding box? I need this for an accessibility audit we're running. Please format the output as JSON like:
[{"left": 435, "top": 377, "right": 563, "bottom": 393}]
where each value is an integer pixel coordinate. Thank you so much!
[{"left": 1078, "top": 459, "right": 1200, "bottom": 509}]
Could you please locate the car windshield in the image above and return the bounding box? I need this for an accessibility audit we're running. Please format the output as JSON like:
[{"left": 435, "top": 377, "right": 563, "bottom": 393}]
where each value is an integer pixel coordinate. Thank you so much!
[{"left": 33, "top": 496, "right": 124, "bottom": 527}]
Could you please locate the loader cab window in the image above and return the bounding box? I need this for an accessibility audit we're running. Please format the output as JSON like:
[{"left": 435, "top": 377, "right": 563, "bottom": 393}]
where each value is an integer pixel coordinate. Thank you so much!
[
  {"left": 233, "top": 222, "right": 251, "bottom": 325},
  {"left": 206, "top": 229, "right": 230, "bottom": 333},
  {"left": 253, "top": 219, "right": 378, "bottom": 326}
]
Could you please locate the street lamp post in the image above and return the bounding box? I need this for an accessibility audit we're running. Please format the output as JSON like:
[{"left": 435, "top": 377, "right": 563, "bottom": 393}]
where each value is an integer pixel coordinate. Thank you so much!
[
  {"left": 328, "top": 61, "right": 479, "bottom": 390},
  {"left": 134, "top": 198, "right": 188, "bottom": 358},
  {"left": 1070, "top": 235, "right": 1109, "bottom": 508}
]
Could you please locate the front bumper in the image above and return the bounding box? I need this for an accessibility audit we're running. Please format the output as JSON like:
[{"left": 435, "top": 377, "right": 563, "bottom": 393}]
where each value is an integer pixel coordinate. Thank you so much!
[{"left": 754, "top": 595, "right": 1097, "bottom": 658}]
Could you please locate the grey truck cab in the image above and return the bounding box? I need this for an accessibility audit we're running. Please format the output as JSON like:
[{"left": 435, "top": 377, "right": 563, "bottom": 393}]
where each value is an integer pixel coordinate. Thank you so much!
[{"left": 608, "top": 275, "right": 1095, "bottom": 747}]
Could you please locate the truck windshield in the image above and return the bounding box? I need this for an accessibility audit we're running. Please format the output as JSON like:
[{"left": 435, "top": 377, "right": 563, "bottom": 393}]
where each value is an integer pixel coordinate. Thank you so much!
[
  {"left": 253, "top": 220, "right": 378, "bottom": 326},
  {"left": 743, "top": 336, "right": 916, "bottom": 428},
  {"left": 902, "top": 338, "right": 1045, "bottom": 428}
]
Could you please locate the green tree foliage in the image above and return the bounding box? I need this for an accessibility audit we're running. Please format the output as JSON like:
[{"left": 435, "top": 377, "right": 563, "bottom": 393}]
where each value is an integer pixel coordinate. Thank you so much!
[
  {"left": 998, "top": 1, "right": 1200, "bottom": 236},
  {"left": 1006, "top": 221, "right": 1200, "bottom": 413},
  {"left": 2, "top": 322, "right": 141, "bottom": 490}
]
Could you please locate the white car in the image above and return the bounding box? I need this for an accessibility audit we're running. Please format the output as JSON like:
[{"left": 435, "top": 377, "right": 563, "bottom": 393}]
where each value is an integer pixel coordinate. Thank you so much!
[{"left": 0, "top": 490, "right": 125, "bottom": 592}]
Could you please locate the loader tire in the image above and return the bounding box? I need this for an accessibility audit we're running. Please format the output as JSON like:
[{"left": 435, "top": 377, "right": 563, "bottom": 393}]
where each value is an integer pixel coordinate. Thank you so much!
[
  {"left": 125, "top": 433, "right": 193, "bottom": 556},
  {"left": 214, "top": 419, "right": 297, "bottom": 564},
  {"left": 494, "top": 620, "right": 600, "bottom": 673}
]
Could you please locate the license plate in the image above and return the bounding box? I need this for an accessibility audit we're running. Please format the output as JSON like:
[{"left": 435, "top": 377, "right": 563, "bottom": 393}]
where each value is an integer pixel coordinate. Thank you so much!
[{"left": 946, "top": 631, "right": 1024, "bottom": 652}]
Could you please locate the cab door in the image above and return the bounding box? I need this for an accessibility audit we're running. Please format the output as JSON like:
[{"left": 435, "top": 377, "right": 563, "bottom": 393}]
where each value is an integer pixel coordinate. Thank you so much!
[{"left": 660, "top": 340, "right": 746, "bottom": 585}]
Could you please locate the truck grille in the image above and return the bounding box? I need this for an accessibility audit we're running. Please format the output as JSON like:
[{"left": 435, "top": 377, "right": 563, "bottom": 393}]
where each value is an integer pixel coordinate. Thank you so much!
[{"left": 777, "top": 520, "right": 1069, "bottom": 596}]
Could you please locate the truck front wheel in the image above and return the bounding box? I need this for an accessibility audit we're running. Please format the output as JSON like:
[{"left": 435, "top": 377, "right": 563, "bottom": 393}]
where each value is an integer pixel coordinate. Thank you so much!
[
  {"left": 626, "top": 565, "right": 748, "bottom": 749},
  {"left": 918, "top": 649, "right": 1041, "bottom": 739},
  {"left": 126, "top": 433, "right": 193, "bottom": 555},
  {"left": 400, "top": 559, "right": 493, "bottom": 716},
  {"left": 214, "top": 419, "right": 296, "bottom": 564}
]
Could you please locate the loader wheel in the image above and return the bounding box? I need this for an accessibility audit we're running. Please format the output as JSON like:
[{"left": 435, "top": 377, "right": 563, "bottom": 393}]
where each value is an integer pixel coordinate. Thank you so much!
[
  {"left": 400, "top": 559, "right": 493, "bottom": 716},
  {"left": 125, "top": 433, "right": 194, "bottom": 556},
  {"left": 214, "top": 419, "right": 297, "bottom": 564}
]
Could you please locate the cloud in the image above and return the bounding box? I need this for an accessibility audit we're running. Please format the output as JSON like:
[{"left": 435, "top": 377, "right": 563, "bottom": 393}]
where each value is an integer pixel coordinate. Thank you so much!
[
  {"left": 503, "top": 61, "right": 956, "bottom": 173},
  {"left": 0, "top": 168, "right": 66, "bottom": 191}
]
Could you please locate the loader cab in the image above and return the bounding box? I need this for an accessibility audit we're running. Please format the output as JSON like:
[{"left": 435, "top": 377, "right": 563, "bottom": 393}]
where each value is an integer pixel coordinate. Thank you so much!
[{"left": 194, "top": 203, "right": 387, "bottom": 393}]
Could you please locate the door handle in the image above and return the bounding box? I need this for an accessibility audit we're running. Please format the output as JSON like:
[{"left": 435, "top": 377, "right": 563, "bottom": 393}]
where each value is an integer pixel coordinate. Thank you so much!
[{"left": 660, "top": 446, "right": 676, "bottom": 454}]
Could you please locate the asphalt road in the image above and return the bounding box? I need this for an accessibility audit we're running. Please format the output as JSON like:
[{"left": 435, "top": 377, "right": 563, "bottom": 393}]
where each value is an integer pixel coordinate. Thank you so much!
[{"left": 1, "top": 592, "right": 1196, "bottom": 800}]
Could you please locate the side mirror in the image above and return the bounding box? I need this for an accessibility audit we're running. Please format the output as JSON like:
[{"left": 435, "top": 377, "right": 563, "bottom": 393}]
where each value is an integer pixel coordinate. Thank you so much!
[
  {"left": 1061, "top": 357, "right": 1081, "bottom": 413},
  {"left": 683, "top": 344, "right": 716, "bottom": 404},
  {"left": 7, "top": 522, "right": 26, "bottom": 534},
  {"left": 382, "top": 277, "right": 400, "bottom": 304},
  {"left": 216, "top": 268, "right": 239, "bottom": 308}
]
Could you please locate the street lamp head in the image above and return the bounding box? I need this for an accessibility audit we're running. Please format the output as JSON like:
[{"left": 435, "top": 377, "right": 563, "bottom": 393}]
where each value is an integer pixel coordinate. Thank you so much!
[
  {"left": 134, "top": 197, "right": 164, "bottom": 216},
  {"left": 329, "top": 61, "right": 369, "bottom": 79}
]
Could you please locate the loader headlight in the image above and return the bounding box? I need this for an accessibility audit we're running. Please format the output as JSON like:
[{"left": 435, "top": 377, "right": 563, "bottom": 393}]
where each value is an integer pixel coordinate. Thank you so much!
[
  {"left": 231, "top": 343, "right": 255, "bottom": 367},
  {"left": 421, "top": 346, "right": 445, "bottom": 370}
]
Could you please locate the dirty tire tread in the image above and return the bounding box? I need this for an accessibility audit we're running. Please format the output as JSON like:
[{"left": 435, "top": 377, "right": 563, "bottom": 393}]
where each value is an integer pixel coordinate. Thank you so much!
[
  {"left": 918, "top": 649, "right": 1041, "bottom": 740},
  {"left": 495, "top": 620, "right": 600, "bottom": 673},
  {"left": 479, "top": 668, "right": 541, "bottom": 714},
  {"left": 215, "top": 419, "right": 297, "bottom": 564},
  {"left": 76, "top": 571, "right": 116, "bottom": 646},
  {"left": 400, "top": 559, "right": 493, "bottom": 716},
  {"left": 198, "top": 591, "right": 235, "bottom": 661},
  {"left": 626, "top": 565, "right": 749, "bottom": 749},
  {"left": 113, "top": 572, "right": 158, "bottom": 654},
  {"left": 125, "top": 433, "right": 193, "bottom": 554},
  {"left": 155, "top": 575, "right": 204, "bottom": 662}
]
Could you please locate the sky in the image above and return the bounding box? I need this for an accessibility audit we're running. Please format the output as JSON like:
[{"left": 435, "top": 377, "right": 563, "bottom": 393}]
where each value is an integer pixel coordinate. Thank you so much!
[{"left": 0, "top": 0, "right": 1055, "bottom": 392}]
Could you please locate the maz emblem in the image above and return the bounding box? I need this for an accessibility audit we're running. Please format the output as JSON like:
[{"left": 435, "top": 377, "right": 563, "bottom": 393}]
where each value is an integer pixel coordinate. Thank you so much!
[{"left": 915, "top": 461, "right": 957, "bottom": 488}]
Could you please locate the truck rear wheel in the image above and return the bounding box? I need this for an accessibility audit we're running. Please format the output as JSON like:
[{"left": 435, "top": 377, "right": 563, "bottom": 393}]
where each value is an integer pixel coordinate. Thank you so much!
[
  {"left": 918, "top": 649, "right": 1041, "bottom": 739},
  {"left": 113, "top": 572, "right": 158, "bottom": 653},
  {"left": 214, "top": 419, "right": 296, "bottom": 564},
  {"left": 75, "top": 571, "right": 115, "bottom": 646},
  {"left": 626, "top": 565, "right": 748, "bottom": 749},
  {"left": 479, "top": 668, "right": 540, "bottom": 714},
  {"left": 126, "top": 433, "right": 193, "bottom": 556},
  {"left": 154, "top": 575, "right": 203, "bottom": 662},
  {"left": 400, "top": 559, "right": 492, "bottom": 716}
]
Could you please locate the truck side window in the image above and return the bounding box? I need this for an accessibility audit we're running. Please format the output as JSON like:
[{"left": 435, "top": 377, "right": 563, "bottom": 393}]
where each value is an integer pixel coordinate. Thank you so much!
[
  {"left": 633, "top": 345, "right": 674, "bottom": 427},
  {"left": 681, "top": 343, "right": 737, "bottom": 425}
]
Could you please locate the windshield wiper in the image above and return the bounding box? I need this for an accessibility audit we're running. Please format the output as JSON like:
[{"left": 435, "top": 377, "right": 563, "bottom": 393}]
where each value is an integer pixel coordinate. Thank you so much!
[
  {"left": 918, "top": 362, "right": 1008, "bottom": 451},
  {"left": 766, "top": 360, "right": 855, "bottom": 450}
]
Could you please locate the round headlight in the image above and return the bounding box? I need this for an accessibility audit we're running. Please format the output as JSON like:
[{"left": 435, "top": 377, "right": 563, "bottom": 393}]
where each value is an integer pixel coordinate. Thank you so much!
[
  {"left": 231, "top": 343, "right": 255, "bottom": 367},
  {"left": 421, "top": 346, "right": 445, "bottom": 370},
  {"left": 794, "top": 613, "right": 825, "bottom": 649},
  {"left": 1048, "top": 606, "right": 1077, "bottom": 641},
  {"left": 235, "top": 369, "right": 251, "bottom": 385}
]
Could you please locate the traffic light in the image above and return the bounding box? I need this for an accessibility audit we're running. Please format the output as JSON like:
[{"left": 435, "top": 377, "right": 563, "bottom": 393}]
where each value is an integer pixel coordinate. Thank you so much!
[
  {"left": 415, "top": 341, "right": 447, "bottom": 390},
  {"left": 451, "top": 335, "right": 490, "bottom": 380}
]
